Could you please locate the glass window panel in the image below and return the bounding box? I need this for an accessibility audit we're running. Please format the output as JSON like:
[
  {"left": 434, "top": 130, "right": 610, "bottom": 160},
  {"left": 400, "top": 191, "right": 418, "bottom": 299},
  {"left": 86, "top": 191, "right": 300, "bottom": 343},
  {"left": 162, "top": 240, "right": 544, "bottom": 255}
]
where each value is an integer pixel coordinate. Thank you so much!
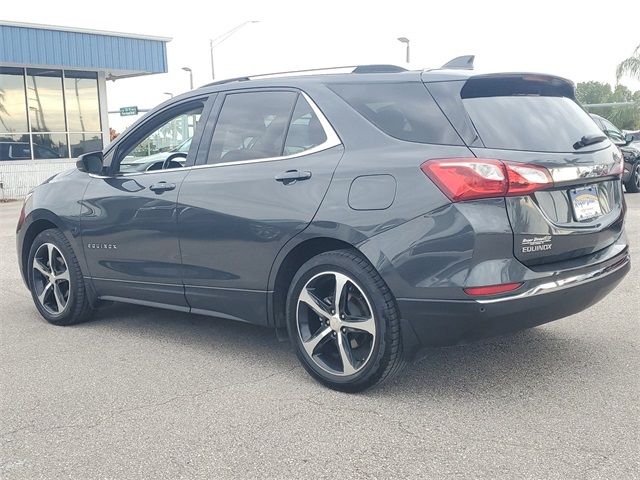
[
  {"left": 283, "top": 96, "right": 327, "bottom": 156},
  {"left": 32, "top": 133, "right": 68, "bottom": 159},
  {"left": 26, "top": 69, "right": 66, "bottom": 133},
  {"left": 0, "top": 68, "right": 29, "bottom": 134},
  {"left": 69, "top": 133, "right": 103, "bottom": 157},
  {"left": 64, "top": 75, "right": 101, "bottom": 132},
  {"left": 64, "top": 71, "right": 98, "bottom": 80},
  {"left": 209, "top": 91, "right": 297, "bottom": 163},
  {"left": 0, "top": 134, "right": 31, "bottom": 160},
  {"left": 118, "top": 103, "right": 204, "bottom": 174},
  {"left": 329, "top": 82, "right": 462, "bottom": 145}
]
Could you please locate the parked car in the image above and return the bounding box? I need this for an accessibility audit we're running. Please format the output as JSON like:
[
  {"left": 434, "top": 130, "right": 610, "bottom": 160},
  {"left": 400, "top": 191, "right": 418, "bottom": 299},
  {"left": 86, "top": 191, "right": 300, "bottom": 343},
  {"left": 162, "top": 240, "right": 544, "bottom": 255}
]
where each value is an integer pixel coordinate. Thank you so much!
[
  {"left": 590, "top": 114, "right": 640, "bottom": 193},
  {"left": 0, "top": 141, "right": 61, "bottom": 160},
  {"left": 17, "top": 63, "right": 630, "bottom": 391}
]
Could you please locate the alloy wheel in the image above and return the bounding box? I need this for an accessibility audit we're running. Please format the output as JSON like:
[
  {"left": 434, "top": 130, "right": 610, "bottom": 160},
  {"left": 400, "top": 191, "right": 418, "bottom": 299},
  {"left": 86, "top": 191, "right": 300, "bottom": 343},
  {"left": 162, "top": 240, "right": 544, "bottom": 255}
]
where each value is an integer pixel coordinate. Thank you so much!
[
  {"left": 32, "top": 243, "right": 70, "bottom": 316},
  {"left": 634, "top": 163, "right": 640, "bottom": 190},
  {"left": 296, "top": 271, "right": 376, "bottom": 376}
]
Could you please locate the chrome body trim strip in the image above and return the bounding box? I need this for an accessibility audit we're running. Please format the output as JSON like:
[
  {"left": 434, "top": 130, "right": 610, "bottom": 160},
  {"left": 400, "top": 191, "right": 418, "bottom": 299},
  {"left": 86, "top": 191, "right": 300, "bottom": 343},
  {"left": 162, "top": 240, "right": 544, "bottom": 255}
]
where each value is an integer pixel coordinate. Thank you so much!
[{"left": 476, "top": 253, "right": 630, "bottom": 304}]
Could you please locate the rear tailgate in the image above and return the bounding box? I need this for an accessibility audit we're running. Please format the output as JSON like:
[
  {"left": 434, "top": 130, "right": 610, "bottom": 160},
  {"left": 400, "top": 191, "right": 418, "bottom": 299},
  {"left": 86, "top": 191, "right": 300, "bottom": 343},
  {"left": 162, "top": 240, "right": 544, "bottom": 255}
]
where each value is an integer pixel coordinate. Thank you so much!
[
  {"left": 470, "top": 147, "right": 624, "bottom": 266},
  {"left": 427, "top": 73, "right": 625, "bottom": 267}
]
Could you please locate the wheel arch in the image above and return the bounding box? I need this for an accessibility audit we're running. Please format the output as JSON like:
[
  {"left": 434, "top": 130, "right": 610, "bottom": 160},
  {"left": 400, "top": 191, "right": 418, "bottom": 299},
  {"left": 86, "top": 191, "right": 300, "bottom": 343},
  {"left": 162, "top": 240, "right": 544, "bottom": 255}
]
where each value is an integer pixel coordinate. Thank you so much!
[
  {"left": 19, "top": 210, "right": 67, "bottom": 285},
  {"left": 270, "top": 236, "right": 361, "bottom": 328},
  {"left": 268, "top": 225, "right": 398, "bottom": 329}
]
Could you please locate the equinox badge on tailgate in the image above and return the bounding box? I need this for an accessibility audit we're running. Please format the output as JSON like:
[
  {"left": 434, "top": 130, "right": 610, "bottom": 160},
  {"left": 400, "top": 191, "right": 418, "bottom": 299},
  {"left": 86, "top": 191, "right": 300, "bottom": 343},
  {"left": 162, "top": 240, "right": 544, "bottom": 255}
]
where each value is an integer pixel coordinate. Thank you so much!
[{"left": 522, "top": 235, "right": 552, "bottom": 253}]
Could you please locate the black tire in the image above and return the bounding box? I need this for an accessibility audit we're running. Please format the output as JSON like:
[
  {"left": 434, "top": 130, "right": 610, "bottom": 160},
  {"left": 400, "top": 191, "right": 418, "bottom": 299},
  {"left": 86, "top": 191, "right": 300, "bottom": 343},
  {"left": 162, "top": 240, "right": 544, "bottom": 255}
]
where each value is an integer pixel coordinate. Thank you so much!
[
  {"left": 27, "top": 229, "right": 93, "bottom": 326},
  {"left": 624, "top": 160, "right": 640, "bottom": 193},
  {"left": 286, "top": 249, "right": 405, "bottom": 392}
]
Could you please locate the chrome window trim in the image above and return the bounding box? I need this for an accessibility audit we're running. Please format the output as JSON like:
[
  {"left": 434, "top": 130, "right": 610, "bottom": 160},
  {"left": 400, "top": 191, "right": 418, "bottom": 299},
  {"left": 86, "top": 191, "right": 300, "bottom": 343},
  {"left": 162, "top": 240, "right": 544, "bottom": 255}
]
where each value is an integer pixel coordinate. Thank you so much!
[{"left": 96, "top": 91, "right": 342, "bottom": 179}]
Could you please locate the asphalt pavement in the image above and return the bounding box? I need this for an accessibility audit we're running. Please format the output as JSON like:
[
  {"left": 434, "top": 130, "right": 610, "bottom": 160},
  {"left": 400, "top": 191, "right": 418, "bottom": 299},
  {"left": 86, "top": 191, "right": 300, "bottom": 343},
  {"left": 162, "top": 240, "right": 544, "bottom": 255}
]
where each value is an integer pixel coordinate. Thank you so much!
[{"left": 1, "top": 194, "right": 638, "bottom": 479}]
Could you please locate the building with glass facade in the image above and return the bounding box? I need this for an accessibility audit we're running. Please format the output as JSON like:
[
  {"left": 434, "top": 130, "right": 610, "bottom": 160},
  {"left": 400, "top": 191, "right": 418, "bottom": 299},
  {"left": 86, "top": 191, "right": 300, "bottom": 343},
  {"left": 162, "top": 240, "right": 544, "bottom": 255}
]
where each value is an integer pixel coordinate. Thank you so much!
[{"left": 0, "top": 20, "right": 170, "bottom": 198}]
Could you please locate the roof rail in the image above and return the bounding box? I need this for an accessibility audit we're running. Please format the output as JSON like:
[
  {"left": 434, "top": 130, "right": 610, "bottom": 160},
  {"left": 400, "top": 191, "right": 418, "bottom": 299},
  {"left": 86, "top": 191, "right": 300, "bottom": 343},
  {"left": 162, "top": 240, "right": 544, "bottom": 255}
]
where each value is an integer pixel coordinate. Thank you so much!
[
  {"left": 204, "top": 76, "right": 250, "bottom": 87},
  {"left": 201, "top": 64, "right": 407, "bottom": 87},
  {"left": 353, "top": 64, "right": 407, "bottom": 73},
  {"left": 440, "top": 55, "right": 475, "bottom": 70}
]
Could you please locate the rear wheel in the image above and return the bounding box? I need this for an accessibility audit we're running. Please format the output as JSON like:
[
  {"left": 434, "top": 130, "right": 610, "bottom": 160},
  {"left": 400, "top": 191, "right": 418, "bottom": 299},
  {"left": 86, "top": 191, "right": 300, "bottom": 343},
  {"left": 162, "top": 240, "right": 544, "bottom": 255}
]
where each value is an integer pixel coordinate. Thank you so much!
[
  {"left": 624, "top": 161, "right": 640, "bottom": 193},
  {"left": 286, "top": 250, "right": 404, "bottom": 392},
  {"left": 27, "top": 229, "right": 93, "bottom": 325}
]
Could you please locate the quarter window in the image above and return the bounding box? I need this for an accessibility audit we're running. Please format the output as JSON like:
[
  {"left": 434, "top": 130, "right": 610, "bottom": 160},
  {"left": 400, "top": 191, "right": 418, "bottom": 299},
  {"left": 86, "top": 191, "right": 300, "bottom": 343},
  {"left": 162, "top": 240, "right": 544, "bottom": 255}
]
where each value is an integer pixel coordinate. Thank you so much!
[
  {"left": 329, "top": 82, "right": 462, "bottom": 145},
  {"left": 208, "top": 91, "right": 298, "bottom": 163}
]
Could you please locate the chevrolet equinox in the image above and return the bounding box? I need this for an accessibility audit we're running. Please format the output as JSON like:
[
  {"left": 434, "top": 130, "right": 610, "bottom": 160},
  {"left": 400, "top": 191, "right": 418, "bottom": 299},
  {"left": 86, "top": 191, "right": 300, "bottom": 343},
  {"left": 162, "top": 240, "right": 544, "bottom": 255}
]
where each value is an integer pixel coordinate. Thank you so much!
[{"left": 17, "top": 59, "right": 631, "bottom": 391}]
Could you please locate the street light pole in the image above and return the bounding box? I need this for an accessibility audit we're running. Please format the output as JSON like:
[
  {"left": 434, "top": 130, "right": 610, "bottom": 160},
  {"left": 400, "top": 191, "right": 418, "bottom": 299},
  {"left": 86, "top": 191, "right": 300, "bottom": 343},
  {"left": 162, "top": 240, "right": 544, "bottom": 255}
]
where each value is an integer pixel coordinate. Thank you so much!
[
  {"left": 209, "top": 20, "right": 260, "bottom": 80},
  {"left": 182, "top": 67, "right": 193, "bottom": 90},
  {"left": 397, "top": 37, "right": 410, "bottom": 64}
]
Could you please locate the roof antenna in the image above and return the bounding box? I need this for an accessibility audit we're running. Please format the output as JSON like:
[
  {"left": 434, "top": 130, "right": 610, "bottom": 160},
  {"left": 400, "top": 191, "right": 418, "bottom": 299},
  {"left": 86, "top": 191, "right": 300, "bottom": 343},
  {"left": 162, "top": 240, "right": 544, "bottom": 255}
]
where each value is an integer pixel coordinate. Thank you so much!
[{"left": 441, "top": 55, "right": 475, "bottom": 70}]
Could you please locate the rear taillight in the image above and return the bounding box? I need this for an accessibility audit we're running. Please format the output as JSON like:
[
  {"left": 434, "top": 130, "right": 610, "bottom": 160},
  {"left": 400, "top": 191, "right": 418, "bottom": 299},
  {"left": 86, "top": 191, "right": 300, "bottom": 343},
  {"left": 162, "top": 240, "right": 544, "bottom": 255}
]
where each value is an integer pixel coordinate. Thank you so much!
[
  {"left": 463, "top": 282, "right": 523, "bottom": 296},
  {"left": 421, "top": 158, "right": 553, "bottom": 202}
]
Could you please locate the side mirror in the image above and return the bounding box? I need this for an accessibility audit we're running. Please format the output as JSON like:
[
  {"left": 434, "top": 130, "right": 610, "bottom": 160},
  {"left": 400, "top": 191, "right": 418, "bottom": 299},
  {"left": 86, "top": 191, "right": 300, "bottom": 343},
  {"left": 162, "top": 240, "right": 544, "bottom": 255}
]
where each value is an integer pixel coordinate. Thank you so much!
[
  {"left": 76, "top": 151, "right": 104, "bottom": 174},
  {"left": 624, "top": 133, "right": 634, "bottom": 145}
]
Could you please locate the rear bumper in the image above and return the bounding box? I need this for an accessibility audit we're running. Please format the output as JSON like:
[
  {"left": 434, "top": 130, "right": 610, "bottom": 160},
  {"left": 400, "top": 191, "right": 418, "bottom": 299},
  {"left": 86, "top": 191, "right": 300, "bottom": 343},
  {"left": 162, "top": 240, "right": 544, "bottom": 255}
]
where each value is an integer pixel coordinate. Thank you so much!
[{"left": 398, "top": 249, "right": 630, "bottom": 356}]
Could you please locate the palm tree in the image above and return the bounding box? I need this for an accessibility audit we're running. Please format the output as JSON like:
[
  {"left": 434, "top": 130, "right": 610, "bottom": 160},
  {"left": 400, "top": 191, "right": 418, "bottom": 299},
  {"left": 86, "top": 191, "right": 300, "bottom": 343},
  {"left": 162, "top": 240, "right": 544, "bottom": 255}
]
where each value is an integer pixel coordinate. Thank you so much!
[
  {"left": 0, "top": 88, "right": 11, "bottom": 132},
  {"left": 616, "top": 44, "right": 640, "bottom": 82}
]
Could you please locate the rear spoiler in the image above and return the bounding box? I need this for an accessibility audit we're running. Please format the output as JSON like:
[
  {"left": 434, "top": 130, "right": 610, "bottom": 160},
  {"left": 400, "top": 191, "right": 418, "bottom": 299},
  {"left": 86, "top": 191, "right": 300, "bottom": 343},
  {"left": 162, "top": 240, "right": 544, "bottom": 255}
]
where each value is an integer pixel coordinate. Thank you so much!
[{"left": 460, "top": 73, "right": 576, "bottom": 100}]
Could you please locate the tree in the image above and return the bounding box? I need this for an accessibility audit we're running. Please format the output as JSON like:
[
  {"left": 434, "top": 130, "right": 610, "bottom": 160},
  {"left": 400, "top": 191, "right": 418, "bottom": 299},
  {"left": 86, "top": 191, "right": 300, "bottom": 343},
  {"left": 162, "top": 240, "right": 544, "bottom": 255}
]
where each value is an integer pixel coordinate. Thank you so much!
[
  {"left": 616, "top": 44, "right": 640, "bottom": 82},
  {"left": 575, "top": 81, "right": 612, "bottom": 105},
  {"left": 0, "top": 88, "right": 10, "bottom": 132},
  {"left": 575, "top": 81, "right": 640, "bottom": 130}
]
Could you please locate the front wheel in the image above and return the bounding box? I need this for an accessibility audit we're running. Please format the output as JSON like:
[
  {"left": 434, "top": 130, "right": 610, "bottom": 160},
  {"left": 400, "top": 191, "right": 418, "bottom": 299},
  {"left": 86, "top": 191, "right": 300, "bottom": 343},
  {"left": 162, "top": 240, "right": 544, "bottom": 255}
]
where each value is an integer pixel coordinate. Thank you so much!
[
  {"left": 286, "top": 250, "right": 405, "bottom": 392},
  {"left": 624, "top": 161, "right": 640, "bottom": 193},
  {"left": 27, "top": 229, "right": 93, "bottom": 326}
]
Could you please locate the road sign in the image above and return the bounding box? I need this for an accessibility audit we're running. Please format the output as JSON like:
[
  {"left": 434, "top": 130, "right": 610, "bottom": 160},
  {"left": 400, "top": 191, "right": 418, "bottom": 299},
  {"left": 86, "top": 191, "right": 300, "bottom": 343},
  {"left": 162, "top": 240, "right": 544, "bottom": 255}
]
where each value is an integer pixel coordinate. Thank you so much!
[{"left": 119, "top": 106, "right": 139, "bottom": 116}]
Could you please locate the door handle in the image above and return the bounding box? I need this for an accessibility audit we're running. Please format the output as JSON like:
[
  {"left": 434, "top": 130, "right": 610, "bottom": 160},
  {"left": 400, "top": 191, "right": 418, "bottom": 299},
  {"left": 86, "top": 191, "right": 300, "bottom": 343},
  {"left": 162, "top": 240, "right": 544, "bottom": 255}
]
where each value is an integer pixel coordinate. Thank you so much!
[
  {"left": 275, "top": 170, "right": 312, "bottom": 184},
  {"left": 149, "top": 182, "right": 176, "bottom": 192}
]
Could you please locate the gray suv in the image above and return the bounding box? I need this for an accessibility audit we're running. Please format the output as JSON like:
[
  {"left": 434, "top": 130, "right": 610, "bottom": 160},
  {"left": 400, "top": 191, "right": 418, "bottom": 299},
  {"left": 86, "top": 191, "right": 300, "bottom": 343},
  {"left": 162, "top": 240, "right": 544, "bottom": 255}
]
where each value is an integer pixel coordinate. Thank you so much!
[{"left": 16, "top": 63, "right": 630, "bottom": 391}]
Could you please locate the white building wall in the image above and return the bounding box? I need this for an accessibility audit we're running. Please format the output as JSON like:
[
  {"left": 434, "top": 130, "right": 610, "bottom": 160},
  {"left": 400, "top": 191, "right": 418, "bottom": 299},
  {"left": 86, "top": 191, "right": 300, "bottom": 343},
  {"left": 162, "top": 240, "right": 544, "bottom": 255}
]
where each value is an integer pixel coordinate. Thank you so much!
[{"left": 0, "top": 159, "right": 76, "bottom": 199}]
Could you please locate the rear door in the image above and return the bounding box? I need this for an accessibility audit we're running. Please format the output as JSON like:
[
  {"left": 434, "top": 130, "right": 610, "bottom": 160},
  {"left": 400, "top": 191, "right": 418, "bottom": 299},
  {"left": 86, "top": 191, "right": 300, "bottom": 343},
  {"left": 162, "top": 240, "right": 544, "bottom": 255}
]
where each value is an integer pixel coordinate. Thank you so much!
[
  {"left": 177, "top": 89, "right": 343, "bottom": 324},
  {"left": 427, "top": 75, "right": 625, "bottom": 266}
]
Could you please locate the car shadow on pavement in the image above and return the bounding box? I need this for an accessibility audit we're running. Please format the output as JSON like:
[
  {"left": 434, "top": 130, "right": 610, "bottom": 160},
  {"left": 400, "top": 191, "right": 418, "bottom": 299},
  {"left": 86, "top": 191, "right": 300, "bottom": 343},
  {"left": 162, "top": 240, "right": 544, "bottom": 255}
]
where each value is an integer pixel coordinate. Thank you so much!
[{"left": 85, "top": 302, "right": 599, "bottom": 396}]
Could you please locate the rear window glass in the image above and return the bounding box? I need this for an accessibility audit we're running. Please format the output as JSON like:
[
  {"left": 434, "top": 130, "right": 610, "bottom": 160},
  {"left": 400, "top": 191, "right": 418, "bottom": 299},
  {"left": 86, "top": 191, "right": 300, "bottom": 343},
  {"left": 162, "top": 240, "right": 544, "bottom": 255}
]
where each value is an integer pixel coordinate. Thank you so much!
[
  {"left": 329, "top": 82, "right": 462, "bottom": 145},
  {"left": 462, "top": 91, "right": 604, "bottom": 152}
]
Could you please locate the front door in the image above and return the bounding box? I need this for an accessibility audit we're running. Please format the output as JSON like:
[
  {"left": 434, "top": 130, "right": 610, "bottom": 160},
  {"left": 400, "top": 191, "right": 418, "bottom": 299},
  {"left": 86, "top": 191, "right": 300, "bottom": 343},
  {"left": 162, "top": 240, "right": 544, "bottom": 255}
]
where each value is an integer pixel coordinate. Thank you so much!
[
  {"left": 81, "top": 98, "right": 210, "bottom": 309},
  {"left": 177, "top": 89, "right": 343, "bottom": 324}
]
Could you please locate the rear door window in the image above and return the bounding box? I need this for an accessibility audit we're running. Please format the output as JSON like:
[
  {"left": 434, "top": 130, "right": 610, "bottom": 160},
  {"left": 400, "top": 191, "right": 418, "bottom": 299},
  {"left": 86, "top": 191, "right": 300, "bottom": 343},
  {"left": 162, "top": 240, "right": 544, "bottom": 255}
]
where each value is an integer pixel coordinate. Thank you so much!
[
  {"left": 460, "top": 77, "right": 605, "bottom": 152},
  {"left": 208, "top": 91, "right": 298, "bottom": 163},
  {"left": 329, "top": 82, "right": 462, "bottom": 145}
]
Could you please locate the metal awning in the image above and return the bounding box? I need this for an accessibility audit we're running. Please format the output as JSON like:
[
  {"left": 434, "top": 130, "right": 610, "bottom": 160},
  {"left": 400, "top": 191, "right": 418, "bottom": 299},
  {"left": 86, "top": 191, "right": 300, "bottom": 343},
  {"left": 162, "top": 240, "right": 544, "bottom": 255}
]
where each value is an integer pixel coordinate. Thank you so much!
[{"left": 0, "top": 20, "right": 171, "bottom": 79}]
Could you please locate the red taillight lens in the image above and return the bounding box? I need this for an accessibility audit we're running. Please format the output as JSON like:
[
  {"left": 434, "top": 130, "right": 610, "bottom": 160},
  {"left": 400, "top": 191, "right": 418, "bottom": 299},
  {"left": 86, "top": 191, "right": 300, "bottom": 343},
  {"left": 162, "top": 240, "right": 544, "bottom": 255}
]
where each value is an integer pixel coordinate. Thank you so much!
[
  {"left": 421, "top": 158, "right": 552, "bottom": 202},
  {"left": 505, "top": 163, "right": 553, "bottom": 195},
  {"left": 463, "top": 282, "right": 523, "bottom": 296}
]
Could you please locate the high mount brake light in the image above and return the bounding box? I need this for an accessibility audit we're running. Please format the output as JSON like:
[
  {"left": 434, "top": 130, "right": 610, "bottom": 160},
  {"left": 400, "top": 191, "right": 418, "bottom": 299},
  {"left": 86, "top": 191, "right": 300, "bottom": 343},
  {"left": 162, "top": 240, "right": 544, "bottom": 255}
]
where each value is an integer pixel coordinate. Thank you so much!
[{"left": 421, "top": 158, "right": 553, "bottom": 202}]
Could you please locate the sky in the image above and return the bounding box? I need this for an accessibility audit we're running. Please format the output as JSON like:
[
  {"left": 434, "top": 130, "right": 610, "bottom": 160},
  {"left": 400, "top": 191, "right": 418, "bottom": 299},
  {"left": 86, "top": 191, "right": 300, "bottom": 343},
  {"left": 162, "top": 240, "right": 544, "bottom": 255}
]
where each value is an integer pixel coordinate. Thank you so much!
[{"left": 5, "top": 0, "right": 640, "bottom": 131}]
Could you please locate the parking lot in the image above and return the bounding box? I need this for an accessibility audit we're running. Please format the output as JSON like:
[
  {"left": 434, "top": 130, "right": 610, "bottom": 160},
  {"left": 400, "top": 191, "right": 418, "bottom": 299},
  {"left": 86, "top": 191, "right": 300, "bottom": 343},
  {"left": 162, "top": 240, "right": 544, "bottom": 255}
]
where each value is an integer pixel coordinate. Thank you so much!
[{"left": 0, "top": 195, "right": 638, "bottom": 479}]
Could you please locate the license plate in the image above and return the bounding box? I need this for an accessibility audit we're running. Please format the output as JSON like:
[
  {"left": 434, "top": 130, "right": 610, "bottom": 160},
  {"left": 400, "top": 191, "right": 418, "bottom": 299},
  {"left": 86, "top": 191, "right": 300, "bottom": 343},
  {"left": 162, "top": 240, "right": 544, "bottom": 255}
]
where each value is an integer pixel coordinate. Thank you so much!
[{"left": 569, "top": 185, "right": 602, "bottom": 221}]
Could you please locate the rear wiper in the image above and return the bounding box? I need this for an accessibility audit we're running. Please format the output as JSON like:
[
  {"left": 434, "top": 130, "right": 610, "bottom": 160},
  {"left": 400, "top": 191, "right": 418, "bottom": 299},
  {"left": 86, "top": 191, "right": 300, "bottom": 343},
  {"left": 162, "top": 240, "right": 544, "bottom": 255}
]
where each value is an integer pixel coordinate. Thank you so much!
[{"left": 573, "top": 134, "right": 607, "bottom": 150}]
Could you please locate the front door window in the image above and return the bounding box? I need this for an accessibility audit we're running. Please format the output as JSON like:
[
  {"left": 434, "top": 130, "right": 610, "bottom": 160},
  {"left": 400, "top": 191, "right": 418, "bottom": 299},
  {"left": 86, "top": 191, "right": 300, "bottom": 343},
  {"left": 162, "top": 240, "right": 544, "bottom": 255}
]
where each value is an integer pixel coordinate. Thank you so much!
[{"left": 116, "top": 104, "right": 204, "bottom": 174}]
